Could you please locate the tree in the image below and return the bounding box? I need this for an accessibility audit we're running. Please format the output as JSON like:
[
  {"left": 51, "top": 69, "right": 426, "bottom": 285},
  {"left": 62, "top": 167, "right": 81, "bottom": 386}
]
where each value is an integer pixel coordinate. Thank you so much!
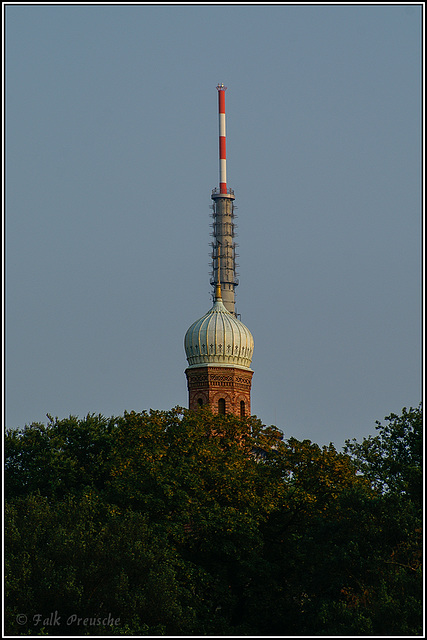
[
  {"left": 5, "top": 413, "right": 116, "bottom": 500},
  {"left": 4, "top": 405, "right": 423, "bottom": 636},
  {"left": 344, "top": 404, "right": 423, "bottom": 505},
  {"left": 338, "top": 405, "right": 423, "bottom": 635},
  {"left": 5, "top": 408, "right": 286, "bottom": 635},
  {"left": 5, "top": 491, "right": 207, "bottom": 636}
]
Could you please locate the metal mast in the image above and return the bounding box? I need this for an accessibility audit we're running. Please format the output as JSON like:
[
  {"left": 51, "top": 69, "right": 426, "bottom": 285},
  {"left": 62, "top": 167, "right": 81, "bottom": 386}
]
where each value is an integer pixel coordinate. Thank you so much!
[{"left": 210, "top": 84, "right": 238, "bottom": 315}]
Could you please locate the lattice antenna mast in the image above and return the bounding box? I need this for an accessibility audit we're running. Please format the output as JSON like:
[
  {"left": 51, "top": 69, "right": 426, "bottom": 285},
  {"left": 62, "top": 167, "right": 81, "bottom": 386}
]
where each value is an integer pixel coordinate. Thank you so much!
[
  {"left": 215, "top": 242, "right": 222, "bottom": 300},
  {"left": 210, "top": 84, "right": 239, "bottom": 316}
]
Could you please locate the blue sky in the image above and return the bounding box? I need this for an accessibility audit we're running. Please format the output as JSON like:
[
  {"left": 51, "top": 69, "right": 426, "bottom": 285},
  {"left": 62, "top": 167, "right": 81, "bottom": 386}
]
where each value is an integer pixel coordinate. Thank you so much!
[{"left": 5, "top": 4, "right": 422, "bottom": 447}]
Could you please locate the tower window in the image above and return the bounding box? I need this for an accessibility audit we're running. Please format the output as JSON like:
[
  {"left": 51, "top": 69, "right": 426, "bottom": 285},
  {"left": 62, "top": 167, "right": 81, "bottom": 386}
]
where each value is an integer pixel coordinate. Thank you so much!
[
  {"left": 197, "top": 398, "right": 203, "bottom": 407},
  {"left": 240, "top": 400, "right": 246, "bottom": 417},
  {"left": 218, "top": 398, "right": 226, "bottom": 415}
]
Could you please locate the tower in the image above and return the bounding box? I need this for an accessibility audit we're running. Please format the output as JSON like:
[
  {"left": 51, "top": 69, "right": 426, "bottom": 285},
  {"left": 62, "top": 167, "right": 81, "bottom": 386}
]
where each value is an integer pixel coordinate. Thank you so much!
[
  {"left": 184, "top": 85, "right": 254, "bottom": 417},
  {"left": 210, "top": 83, "right": 238, "bottom": 315}
]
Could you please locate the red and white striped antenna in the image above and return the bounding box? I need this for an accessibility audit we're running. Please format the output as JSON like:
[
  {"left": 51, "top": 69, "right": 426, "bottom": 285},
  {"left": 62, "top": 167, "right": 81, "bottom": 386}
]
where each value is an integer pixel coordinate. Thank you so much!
[
  {"left": 211, "top": 84, "right": 237, "bottom": 314},
  {"left": 217, "top": 83, "right": 227, "bottom": 194}
]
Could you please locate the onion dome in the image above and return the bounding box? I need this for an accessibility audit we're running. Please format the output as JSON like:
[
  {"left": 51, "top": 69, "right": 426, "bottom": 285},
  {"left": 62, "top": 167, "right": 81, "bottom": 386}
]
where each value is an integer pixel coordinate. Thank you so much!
[{"left": 184, "top": 295, "right": 254, "bottom": 371}]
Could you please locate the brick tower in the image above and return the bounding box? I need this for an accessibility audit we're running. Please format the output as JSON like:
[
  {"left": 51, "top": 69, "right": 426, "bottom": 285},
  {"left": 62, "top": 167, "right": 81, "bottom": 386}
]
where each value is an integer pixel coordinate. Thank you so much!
[{"left": 184, "top": 85, "right": 254, "bottom": 417}]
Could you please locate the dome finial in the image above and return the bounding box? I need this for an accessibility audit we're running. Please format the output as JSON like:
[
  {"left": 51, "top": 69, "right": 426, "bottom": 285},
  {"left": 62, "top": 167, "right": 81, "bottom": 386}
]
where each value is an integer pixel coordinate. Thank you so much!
[{"left": 215, "top": 242, "right": 222, "bottom": 300}]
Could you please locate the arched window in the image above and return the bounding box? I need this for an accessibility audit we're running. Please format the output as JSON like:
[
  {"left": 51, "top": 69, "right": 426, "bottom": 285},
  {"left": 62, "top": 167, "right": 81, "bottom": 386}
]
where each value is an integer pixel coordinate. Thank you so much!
[
  {"left": 197, "top": 398, "right": 203, "bottom": 407},
  {"left": 240, "top": 400, "right": 246, "bottom": 417},
  {"left": 218, "top": 398, "right": 226, "bottom": 415}
]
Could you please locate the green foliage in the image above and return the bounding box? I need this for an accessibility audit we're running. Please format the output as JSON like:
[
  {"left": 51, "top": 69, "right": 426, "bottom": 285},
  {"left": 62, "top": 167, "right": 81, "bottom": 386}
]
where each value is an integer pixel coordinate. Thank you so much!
[
  {"left": 4, "top": 406, "right": 423, "bottom": 635},
  {"left": 5, "top": 413, "right": 116, "bottom": 499},
  {"left": 344, "top": 404, "right": 423, "bottom": 504}
]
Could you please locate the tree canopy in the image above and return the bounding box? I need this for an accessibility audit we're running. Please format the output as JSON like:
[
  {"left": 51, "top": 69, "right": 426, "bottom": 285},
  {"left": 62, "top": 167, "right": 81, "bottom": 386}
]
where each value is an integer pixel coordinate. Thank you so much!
[{"left": 5, "top": 405, "right": 423, "bottom": 636}]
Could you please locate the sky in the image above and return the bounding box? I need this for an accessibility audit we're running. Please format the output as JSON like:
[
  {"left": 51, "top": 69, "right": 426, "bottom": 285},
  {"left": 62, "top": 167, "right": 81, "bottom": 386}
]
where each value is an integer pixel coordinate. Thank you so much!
[{"left": 4, "top": 3, "right": 423, "bottom": 448}]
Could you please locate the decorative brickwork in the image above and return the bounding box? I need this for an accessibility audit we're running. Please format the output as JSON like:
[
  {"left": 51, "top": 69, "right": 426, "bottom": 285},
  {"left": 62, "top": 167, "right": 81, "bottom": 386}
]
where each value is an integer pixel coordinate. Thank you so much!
[{"left": 186, "top": 366, "right": 253, "bottom": 416}]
